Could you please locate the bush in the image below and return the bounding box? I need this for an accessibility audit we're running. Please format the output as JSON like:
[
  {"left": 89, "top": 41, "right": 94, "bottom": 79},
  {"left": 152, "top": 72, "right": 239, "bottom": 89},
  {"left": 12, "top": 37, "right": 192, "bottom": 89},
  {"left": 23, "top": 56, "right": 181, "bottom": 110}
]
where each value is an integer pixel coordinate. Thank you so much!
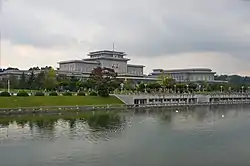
[
  {"left": 34, "top": 92, "right": 45, "bottom": 96},
  {"left": 98, "top": 89, "right": 109, "bottom": 97},
  {"left": 89, "top": 91, "right": 98, "bottom": 96},
  {"left": 97, "top": 84, "right": 109, "bottom": 97},
  {"left": 63, "top": 92, "right": 73, "bottom": 96},
  {"left": 77, "top": 91, "right": 86, "bottom": 96},
  {"left": 49, "top": 92, "right": 58, "bottom": 96},
  {"left": 0, "top": 91, "right": 11, "bottom": 97},
  {"left": 17, "top": 91, "right": 29, "bottom": 97}
]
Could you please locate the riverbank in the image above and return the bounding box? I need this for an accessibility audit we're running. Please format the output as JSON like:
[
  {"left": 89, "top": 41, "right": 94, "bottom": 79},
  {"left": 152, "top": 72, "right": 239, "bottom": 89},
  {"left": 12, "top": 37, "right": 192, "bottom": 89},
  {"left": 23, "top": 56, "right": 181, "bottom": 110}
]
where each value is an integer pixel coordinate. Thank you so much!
[{"left": 0, "top": 96, "right": 124, "bottom": 108}]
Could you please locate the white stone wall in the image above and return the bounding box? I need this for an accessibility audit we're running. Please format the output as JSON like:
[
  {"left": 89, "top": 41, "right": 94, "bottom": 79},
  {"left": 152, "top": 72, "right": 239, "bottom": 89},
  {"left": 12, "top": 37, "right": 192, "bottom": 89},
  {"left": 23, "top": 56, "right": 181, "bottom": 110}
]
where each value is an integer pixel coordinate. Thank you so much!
[
  {"left": 74, "top": 63, "right": 99, "bottom": 73},
  {"left": 189, "top": 73, "right": 214, "bottom": 82},
  {"left": 59, "top": 63, "right": 99, "bottom": 73},
  {"left": 127, "top": 66, "right": 143, "bottom": 76},
  {"left": 98, "top": 59, "right": 127, "bottom": 74},
  {"left": 168, "top": 73, "right": 214, "bottom": 82}
]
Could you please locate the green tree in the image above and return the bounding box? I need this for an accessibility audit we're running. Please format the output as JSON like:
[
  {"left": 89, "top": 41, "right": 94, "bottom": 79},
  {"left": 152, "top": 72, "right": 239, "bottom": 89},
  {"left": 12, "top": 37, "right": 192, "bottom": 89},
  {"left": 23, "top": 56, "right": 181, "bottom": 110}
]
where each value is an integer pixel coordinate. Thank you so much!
[
  {"left": 43, "top": 68, "right": 57, "bottom": 91},
  {"left": 19, "top": 72, "right": 28, "bottom": 89},
  {"left": 9, "top": 75, "right": 19, "bottom": 89},
  {"left": 158, "top": 71, "right": 175, "bottom": 91},
  {"left": 88, "top": 67, "right": 118, "bottom": 96},
  {"left": 34, "top": 71, "right": 45, "bottom": 90},
  {"left": 27, "top": 70, "right": 36, "bottom": 90}
]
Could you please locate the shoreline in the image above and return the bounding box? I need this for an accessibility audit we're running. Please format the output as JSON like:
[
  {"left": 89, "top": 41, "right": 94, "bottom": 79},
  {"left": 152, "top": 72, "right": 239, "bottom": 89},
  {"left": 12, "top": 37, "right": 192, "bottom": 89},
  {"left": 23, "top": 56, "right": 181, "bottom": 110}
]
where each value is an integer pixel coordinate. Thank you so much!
[{"left": 0, "top": 101, "right": 249, "bottom": 116}]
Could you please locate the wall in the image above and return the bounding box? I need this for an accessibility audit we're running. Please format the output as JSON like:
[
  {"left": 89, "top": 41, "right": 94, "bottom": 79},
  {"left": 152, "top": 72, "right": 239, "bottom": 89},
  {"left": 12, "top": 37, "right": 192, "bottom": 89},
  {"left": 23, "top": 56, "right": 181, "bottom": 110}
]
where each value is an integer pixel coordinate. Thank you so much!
[
  {"left": 59, "top": 63, "right": 99, "bottom": 73},
  {"left": 189, "top": 73, "right": 214, "bottom": 82},
  {"left": 127, "top": 66, "right": 143, "bottom": 76},
  {"left": 98, "top": 59, "right": 127, "bottom": 74}
]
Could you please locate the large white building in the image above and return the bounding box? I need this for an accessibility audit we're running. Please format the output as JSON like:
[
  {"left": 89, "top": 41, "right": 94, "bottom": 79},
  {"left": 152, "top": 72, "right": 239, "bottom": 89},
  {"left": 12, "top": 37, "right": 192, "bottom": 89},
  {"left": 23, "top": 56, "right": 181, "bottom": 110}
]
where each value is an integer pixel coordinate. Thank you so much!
[
  {"left": 58, "top": 50, "right": 145, "bottom": 76},
  {"left": 148, "top": 68, "right": 216, "bottom": 83},
  {"left": 0, "top": 50, "right": 220, "bottom": 84}
]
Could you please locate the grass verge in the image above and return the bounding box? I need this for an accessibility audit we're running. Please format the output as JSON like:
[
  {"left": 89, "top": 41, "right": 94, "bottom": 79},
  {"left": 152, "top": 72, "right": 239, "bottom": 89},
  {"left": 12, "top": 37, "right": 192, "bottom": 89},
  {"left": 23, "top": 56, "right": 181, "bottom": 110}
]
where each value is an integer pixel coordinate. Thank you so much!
[{"left": 0, "top": 96, "right": 124, "bottom": 108}]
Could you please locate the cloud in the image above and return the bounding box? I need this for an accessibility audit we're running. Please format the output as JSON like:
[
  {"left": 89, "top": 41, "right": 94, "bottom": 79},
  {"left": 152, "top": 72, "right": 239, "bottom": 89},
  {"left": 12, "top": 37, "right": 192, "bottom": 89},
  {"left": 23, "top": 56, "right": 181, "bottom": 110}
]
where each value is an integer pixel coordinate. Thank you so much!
[{"left": 1, "top": 0, "right": 250, "bottom": 75}]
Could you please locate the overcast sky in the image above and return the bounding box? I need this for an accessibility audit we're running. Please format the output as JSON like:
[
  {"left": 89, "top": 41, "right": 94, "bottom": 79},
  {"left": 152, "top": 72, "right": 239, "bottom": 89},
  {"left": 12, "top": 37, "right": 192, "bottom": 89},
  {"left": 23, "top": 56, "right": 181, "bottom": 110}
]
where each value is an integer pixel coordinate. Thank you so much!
[{"left": 1, "top": 0, "right": 250, "bottom": 75}]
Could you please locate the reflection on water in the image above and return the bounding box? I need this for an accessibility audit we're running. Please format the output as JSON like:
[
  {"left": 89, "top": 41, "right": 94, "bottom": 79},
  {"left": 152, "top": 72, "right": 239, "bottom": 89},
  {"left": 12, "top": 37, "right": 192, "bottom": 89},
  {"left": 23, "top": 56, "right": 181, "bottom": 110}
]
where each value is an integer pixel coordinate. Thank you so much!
[{"left": 0, "top": 105, "right": 250, "bottom": 166}]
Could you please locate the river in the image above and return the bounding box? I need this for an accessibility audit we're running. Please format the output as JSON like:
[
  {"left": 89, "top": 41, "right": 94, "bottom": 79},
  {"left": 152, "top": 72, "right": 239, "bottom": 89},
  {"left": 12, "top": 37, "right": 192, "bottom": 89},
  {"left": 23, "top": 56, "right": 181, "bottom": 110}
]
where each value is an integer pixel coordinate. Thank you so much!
[{"left": 0, "top": 105, "right": 250, "bottom": 166}]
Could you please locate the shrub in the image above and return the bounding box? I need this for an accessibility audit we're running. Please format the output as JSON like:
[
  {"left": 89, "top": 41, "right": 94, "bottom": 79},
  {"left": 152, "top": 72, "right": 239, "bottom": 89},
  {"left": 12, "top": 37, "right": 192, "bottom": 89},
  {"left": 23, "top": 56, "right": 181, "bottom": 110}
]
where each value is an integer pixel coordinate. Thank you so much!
[
  {"left": 34, "top": 92, "right": 45, "bottom": 96},
  {"left": 77, "top": 91, "right": 86, "bottom": 96},
  {"left": 0, "top": 91, "right": 11, "bottom": 97},
  {"left": 98, "top": 89, "right": 109, "bottom": 97},
  {"left": 49, "top": 92, "right": 58, "bottom": 96},
  {"left": 63, "top": 92, "right": 73, "bottom": 96},
  {"left": 89, "top": 91, "right": 98, "bottom": 96},
  {"left": 17, "top": 91, "right": 29, "bottom": 97}
]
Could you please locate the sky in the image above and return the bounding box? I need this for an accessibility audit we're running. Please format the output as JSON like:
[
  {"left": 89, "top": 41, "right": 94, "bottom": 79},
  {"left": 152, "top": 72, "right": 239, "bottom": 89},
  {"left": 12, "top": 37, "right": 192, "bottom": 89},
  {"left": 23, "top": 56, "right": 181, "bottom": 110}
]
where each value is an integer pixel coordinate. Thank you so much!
[{"left": 1, "top": 0, "right": 250, "bottom": 75}]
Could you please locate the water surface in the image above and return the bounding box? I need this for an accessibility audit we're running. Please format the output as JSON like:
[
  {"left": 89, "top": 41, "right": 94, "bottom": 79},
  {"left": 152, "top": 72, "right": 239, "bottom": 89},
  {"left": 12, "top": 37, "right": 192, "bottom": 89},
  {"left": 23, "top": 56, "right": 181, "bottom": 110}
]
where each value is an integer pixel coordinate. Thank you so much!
[{"left": 0, "top": 105, "right": 250, "bottom": 166}]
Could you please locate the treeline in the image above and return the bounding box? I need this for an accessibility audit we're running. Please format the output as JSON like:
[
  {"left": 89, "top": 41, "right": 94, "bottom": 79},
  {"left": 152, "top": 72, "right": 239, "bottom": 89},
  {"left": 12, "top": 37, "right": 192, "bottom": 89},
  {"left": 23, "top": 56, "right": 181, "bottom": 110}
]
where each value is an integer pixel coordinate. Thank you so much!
[
  {"left": 0, "top": 67, "right": 250, "bottom": 95},
  {"left": 0, "top": 67, "right": 121, "bottom": 97},
  {"left": 215, "top": 75, "right": 250, "bottom": 85}
]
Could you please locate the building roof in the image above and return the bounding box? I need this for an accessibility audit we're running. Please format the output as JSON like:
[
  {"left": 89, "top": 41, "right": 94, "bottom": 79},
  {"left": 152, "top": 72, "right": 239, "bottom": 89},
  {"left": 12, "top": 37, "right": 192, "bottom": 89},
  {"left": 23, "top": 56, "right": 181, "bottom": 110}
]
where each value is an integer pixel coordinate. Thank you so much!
[
  {"left": 153, "top": 68, "right": 213, "bottom": 73},
  {"left": 88, "top": 50, "right": 127, "bottom": 56},
  {"left": 127, "top": 64, "right": 145, "bottom": 67},
  {"left": 151, "top": 68, "right": 216, "bottom": 75},
  {"left": 83, "top": 57, "right": 130, "bottom": 62},
  {"left": 58, "top": 60, "right": 100, "bottom": 64}
]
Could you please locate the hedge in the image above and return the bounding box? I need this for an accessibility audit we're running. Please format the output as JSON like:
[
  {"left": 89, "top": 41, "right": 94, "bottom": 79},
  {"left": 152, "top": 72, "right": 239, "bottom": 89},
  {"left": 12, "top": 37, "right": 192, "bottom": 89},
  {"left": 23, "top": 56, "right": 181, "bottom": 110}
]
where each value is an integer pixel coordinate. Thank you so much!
[
  {"left": 77, "top": 91, "right": 86, "bottom": 96},
  {"left": 34, "top": 92, "right": 45, "bottom": 96},
  {"left": 63, "top": 92, "right": 73, "bottom": 96},
  {"left": 17, "top": 91, "right": 29, "bottom": 97},
  {"left": 0, "top": 91, "right": 11, "bottom": 97},
  {"left": 49, "top": 92, "right": 58, "bottom": 96},
  {"left": 89, "top": 91, "right": 98, "bottom": 96}
]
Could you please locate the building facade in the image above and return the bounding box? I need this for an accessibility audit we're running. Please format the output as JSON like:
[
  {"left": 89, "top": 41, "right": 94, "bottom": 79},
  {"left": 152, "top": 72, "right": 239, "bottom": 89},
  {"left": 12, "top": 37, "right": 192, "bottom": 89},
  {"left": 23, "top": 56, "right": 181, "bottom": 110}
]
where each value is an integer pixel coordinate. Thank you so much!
[
  {"left": 0, "top": 50, "right": 220, "bottom": 84},
  {"left": 148, "top": 68, "right": 216, "bottom": 83},
  {"left": 58, "top": 50, "right": 144, "bottom": 77}
]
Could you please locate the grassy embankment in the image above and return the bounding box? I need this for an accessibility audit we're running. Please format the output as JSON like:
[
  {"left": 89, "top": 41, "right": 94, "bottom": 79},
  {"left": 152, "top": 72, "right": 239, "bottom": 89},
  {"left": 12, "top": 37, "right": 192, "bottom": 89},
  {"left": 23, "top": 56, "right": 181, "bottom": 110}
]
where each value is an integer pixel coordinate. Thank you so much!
[{"left": 0, "top": 96, "right": 124, "bottom": 108}]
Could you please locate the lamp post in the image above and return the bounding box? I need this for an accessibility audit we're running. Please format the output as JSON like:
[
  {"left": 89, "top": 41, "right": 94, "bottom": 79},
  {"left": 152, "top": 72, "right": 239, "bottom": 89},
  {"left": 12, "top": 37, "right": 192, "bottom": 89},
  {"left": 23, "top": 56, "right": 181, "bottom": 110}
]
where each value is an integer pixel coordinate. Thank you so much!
[
  {"left": 144, "top": 83, "right": 147, "bottom": 93},
  {"left": 229, "top": 87, "right": 231, "bottom": 93},
  {"left": 174, "top": 85, "right": 176, "bottom": 93},
  {"left": 120, "top": 83, "right": 124, "bottom": 93},
  {"left": 7, "top": 79, "right": 10, "bottom": 93},
  {"left": 220, "top": 86, "right": 223, "bottom": 93},
  {"left": 186, "top": 84, "right": 189, "bottom": 93},
  {"left": 198, "top": 84, "right": 201, "bottom": 92},
  {"left": 241, "top": 86, "right": 244, "bottom": 94}
]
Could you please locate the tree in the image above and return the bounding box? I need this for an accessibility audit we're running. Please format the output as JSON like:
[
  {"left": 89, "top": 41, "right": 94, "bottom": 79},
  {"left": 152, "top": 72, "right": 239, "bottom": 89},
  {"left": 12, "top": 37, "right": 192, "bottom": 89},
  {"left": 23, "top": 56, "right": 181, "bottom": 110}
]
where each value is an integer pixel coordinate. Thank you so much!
[
  {"left": 158, "top": 71, "right": 175, "bottom": 91},
  {"left": 29, "top": 66, "right": 40, "bottom": 71},
  {"left": 88, "top": 67, "right": 118, "bottom": 97},
  {"left": 43, "top": 68, "right": 57, "bottom": 91},
  {"left": 35, "top": 71, "right": 45, "bottom": 90},
  {"left": 19, "top": 72, "right": 28, "bottom": 89},
  {"left": 27, "top": 70, "right": 36, "bottom": 89}
]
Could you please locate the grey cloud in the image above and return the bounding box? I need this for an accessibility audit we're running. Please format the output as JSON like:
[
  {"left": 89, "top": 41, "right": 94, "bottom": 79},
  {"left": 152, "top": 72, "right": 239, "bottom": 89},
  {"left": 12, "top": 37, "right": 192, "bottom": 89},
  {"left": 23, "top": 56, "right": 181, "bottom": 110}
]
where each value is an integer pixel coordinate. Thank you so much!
[
  {"left": 1, "top": 0, "right": 250, "bottom": 60},
  {"left": 1, "top": 2, "right": 78, "bottom": 48}
]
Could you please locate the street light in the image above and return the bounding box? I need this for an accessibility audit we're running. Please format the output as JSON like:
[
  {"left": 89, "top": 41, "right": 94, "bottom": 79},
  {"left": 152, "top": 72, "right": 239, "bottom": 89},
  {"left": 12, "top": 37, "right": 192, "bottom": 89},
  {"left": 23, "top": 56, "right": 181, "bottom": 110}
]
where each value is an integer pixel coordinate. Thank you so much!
[
  {"left": 120, "top": 83, "right": 124, "bottom": 93},
  {"left": 144, "top": 83, "right": 147, "bottom": 93},
  {"left": 186, "top": 84, "right": 189, "bottom": 93},
  {"left": 229, "top": 87, "right": 232, "bottom": 93},
  {"left": 220, "top": 86, "right": 223, "bottom": 93},
  {"left": 174, "top": 85, "right": 177, "bottom": 93},
  {"left": 241, "top": 86, "right": 244, "bottom": 94},
  {"left": 7, "top": 79, "right": 10, "bottom": 93},
  {"left": 198, "top": 84, "right": 201, "bottom": 92}
]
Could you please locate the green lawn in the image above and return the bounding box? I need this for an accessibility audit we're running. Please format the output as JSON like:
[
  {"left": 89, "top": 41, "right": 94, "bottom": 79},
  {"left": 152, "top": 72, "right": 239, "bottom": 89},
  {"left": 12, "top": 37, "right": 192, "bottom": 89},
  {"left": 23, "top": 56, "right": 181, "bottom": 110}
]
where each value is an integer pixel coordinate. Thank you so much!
[{"left": 0, "top": 96, "right": 124, "bottom": 108}]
